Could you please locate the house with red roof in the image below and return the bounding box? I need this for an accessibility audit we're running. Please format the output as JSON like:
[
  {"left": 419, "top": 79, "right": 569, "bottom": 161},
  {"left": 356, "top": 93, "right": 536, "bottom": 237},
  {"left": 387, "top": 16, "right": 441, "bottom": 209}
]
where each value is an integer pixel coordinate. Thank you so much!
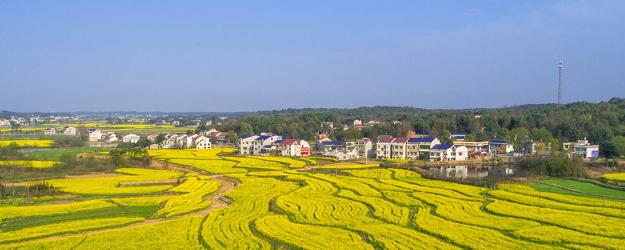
[
  {"left": 376, "top": 135, "right": 395, "bottom": 159},
  {"left": 377, "top": 136, "right": 442, "bottom": 160},
  {"left": 390, "top": 137, "right": 410, "bottom": 159}
]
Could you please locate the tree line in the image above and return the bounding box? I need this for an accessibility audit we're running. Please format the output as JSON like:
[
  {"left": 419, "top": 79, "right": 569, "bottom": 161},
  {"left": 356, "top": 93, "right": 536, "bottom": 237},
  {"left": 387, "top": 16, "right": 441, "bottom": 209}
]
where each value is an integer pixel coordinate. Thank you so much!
[{"left": 209, "top": 98, "right": 625, "bottom": 158}]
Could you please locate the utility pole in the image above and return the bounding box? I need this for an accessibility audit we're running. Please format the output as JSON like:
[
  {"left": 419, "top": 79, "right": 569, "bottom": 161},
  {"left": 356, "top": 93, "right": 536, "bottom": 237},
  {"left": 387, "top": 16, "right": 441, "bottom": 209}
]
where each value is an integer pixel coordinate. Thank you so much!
[
  {"left": 557, "top": 60, "right": 564, "bottom": 106},
  {"left": 364, "top": 143, "right": 368, "bottom": 165}
]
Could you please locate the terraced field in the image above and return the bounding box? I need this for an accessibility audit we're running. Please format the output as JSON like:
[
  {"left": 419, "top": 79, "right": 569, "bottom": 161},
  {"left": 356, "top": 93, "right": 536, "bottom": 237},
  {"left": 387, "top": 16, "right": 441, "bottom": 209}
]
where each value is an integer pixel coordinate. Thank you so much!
[{"left": 2, "top": 148, "right": 625, "bottom": 249}]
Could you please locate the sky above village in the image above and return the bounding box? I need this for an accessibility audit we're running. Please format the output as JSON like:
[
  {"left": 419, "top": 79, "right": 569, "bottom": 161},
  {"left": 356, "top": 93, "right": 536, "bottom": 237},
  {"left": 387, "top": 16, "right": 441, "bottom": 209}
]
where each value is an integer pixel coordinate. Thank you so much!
[{"left": 1, "top": 0, "right": 624, "bottom": 112}]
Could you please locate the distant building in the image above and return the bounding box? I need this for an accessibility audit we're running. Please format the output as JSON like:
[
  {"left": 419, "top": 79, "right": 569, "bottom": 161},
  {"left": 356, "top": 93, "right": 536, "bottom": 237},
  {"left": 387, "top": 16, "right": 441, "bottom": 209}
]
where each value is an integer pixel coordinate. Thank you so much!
[
  {"left": 105, "top": 132, "right": 118, "bottom": 143},
  {"left": 62, "top": 126, "right": 77, "bottom": 136},
  {"left": 320, "top": 122, "right": 334, "bottom": 129},
  {"left": 317, "top": 140, "right": 345, "bottom": 152},
  {"left": 88, "top": 128, "right": 103, "bottom": 142},
  {"left": 352, "top": 119, "right": 363, "bottom": 128},
  {"left": 238, "top": 135, "right": 258, "bottom": 155},
  {"left": 122, "top": 134, "right": 141, "bottom": 144},
  {"left": 318, "top": 136, "right": 332, "bottom": 143},
  {"left": 429, "top": 144, "right": 468, "bottom": 161},
  {"left": 202, "top": 129, "right": 229, "bottom": 145},
  {"left": 406, "top": 137, "right": 441, "bottom": 160},
  {"left": 489, "top": 139, "right": 514, "bottom": 155},
  {"left": 146, "top": 134, "right": 159, "bottom": 143},
  {"left": 516, "top": 139, "right": 537, "bottom": 155},
  {"left": 0, "top": 119, "right": 10, "bottom": 128},
  {"left": 160, "top": 137, "right": 176, "bottom": 149},
  {"left": 202, "top": 128, "right": 221, "bottom": 137},
  {"left": 376, "top": 135, "right": 395, "bottom": 159},
  {"left": 563, "top": 138, "right": 600, "bottom": 158},
  {"left": 276, "top": 139, "right": 310, "bottom": 157},
  {"left": 195, "top": 136, "right": 212, "bottom": 149},
  {"left": 43, "top": 128, "right": 56, "bottom": 135},
  {"left": 354, "top": 138, "right": 375, "bottom": 158},
  {"left": 186, "top": 134, "right": 199, "bottom": 148},
  {"left": 323, "top": 151, "right": 359, "bottom": 161},
  {"left": 376, "top": 136, "right": 441, "bottom": 160},
  {"left": 450, "top": 132, "right": 467, "bottom": 141},
  {"left": 390, "top": 137, "right": 410, "bottom": 159},
  {"left": 453, "top": 141, "right": 490, "bottom": 155}
]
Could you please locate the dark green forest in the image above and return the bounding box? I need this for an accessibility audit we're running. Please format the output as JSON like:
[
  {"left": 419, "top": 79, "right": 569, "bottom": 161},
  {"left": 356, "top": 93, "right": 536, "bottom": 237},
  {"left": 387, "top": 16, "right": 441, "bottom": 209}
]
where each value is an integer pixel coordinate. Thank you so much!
[{"left": 208, "top": 98, "right": 625, "bottom": 158}]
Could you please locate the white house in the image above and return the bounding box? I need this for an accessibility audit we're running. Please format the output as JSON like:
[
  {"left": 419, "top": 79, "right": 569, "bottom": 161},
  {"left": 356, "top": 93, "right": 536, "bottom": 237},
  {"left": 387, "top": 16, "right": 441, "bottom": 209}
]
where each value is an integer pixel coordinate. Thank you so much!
[
  {"left": 146, "top": 134, "right": 159, "bottom": 143},
  {"left": 195, "top": 136, "right": 212, "bottom": 149},
  {"left": 239, "top": 135, "right": 259, "bottom": 154},
  {"left": 105, "top": 132, "right": 118, "bottom": 143},
  {"left": 88, "top": 128, "right": 103, "bottom": 142},
  {"left": 323, "top": 151, "right": 359, "bottom": 161},
  {"left": 390, "top": 137, "right": 410, "bottom": 159},
  {"left": 429, "top": 144, "right": 468, "bottom": 161},
  {"left": 43, "top": 128, "right": 56, "bottom": 135},
  {"left": 174, "top": 134, "right": 188, "bottom": 148},
  {"left": 186, "top": 134, "right": 199, "bottom": 148},
  {"left": 317, "top": 140, "right": 345, "bottom": 152},
  {"left": 376, "top": 135, "right": 395, "bottom": 159},
  {"left": 202, "top": 128, "right": 221, "bottom": 137},
  {"left": 376, "top": 136, "right": 441, "bottom": 160},
  {"left": 405, "top": 137, "right": 441, "bottom": 160},
  {"left": 355, "top": 138, "right": 375, "bottom": 158},
  {"left": 62, "top": 126, "right": 77, "bottom": 136},
  {"left": 0, "top": 119, "right": 10, "bottom": 128},
  {"left": 252, "top": 135, "right": 282, "bottom": 155},
  {"left": 122, "top": 134, "right": 141, "bottom": 144},
  {"left": 277, "top": 139, "right": 310, "bottom": 157},
  {"left": 160, "top": 137, "right": 176, "bottom": 149},
  {"left": 563, "top": 138, "right": 600, "bottom": 158}
]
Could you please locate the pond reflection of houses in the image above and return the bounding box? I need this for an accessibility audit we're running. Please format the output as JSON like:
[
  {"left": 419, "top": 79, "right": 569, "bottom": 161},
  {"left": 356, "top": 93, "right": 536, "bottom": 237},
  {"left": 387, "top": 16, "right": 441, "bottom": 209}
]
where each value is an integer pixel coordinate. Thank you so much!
[{"left": 428, "top": 165, "right": 514, "bottom": 179}]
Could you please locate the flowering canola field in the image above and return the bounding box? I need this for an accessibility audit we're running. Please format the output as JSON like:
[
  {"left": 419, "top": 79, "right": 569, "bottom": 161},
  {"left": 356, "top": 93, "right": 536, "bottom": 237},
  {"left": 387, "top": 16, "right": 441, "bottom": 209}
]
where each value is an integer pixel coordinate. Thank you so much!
[
  {"left": 2, "top": 148, "right": 625, "bottom": 249},
  {"left": 0, "top": 140, "right": 54, "bottom": 148}
]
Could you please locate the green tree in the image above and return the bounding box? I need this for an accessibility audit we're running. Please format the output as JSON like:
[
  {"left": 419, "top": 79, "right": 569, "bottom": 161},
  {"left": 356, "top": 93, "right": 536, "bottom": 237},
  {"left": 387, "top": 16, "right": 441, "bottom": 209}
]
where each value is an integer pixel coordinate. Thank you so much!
[
  {"left": 155, "top": 134, "right": 166, "bottom": 144},
  {"left": 610, "top": 136, "right": 625, "bottom": 157},
  {"left": 509, "top": 127, "right": 530, "bottom": 145},
  {"left": 239, "top": 122, "right": 254, "bottom": 135},
  {"left": 109, "top": 149, "right": 126, "bottom": 167},
  {"left": 439, "top": 130, "right": 452, "bottom": 144}
]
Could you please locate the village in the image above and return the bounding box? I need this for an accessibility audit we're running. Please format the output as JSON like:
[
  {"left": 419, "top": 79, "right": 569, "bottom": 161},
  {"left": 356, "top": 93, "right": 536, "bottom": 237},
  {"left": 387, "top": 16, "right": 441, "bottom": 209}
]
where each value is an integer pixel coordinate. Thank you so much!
[
  {"left": 0, "top": 114, "right": 606, "bottom": 163},
  {"left": 24, "top": 120, "right": 598, "bottom": 163}
]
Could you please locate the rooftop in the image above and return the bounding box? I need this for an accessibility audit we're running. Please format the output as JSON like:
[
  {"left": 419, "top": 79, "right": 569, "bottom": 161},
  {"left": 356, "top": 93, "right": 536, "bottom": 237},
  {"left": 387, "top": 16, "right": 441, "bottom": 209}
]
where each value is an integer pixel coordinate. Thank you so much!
[
  {"left": 432, "top": 144, "right": 453, "bottom": 150},
  {"left": 408, "top": 137, "right": 435, "bottom": 143}
]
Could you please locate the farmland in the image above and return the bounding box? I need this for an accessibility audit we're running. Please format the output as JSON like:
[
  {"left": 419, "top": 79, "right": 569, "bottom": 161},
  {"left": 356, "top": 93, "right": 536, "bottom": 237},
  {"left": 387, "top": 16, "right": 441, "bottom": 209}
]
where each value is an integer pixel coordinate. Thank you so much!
[
  {"left": 1, "top": 149, "right": 625, "bottom": 249},
  {"left": 0, "top": 140, "right": 54, "bottom": 148}
]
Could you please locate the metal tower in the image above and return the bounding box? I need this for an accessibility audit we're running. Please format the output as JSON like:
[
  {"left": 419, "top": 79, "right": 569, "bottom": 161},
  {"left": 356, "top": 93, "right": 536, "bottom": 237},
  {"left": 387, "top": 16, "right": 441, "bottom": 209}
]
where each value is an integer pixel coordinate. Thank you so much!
[{"left": 558, "top": 60, "right": 564, "bottom": 105}]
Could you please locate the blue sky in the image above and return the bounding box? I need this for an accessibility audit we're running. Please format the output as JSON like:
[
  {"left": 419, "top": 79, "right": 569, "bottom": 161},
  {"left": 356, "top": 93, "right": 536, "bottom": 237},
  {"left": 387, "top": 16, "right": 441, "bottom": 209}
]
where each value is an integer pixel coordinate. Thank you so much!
[{"left": 1, "top": 0, "right": 624, "bottom": 112}]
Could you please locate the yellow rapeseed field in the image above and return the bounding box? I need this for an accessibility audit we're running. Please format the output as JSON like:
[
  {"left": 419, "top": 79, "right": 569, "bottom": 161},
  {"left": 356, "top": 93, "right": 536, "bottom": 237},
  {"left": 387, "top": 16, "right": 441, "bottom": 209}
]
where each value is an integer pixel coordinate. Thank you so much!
[
  {"left": 0, "top": 140, "right": 54, "bottom": 148},
  {"left": 603, "top": 172, "right": 625, "bottom": 182},
  {"left": 2, "top": 148, "right": 625, "bottom": 249},
  {"left": 0, "top": 160, "right": 61, "bottom": 168}
]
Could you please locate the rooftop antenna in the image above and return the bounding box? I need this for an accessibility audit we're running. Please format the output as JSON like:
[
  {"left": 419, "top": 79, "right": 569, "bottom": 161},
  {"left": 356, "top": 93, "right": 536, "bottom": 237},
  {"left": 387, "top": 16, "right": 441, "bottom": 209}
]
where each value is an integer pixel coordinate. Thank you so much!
[{"left": 557, "top": 60, "right": 564, "bottom": 106}]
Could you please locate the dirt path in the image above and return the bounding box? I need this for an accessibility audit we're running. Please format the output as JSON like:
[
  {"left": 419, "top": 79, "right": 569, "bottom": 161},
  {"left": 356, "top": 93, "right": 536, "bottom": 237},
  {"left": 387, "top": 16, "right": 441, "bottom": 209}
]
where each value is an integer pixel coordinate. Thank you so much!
[{"left": 147, "top": 159, "right": 237, "bottom": 215}]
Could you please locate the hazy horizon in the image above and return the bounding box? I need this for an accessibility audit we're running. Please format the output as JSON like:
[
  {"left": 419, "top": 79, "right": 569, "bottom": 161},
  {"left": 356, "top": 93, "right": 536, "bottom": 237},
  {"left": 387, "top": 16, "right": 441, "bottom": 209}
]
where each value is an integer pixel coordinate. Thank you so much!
[
  {"left": 2, "top": 1, "right": 625, "bottom": 112},
  {"left": 3, "top": 97, "right": 622, "bottom": 114}
]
